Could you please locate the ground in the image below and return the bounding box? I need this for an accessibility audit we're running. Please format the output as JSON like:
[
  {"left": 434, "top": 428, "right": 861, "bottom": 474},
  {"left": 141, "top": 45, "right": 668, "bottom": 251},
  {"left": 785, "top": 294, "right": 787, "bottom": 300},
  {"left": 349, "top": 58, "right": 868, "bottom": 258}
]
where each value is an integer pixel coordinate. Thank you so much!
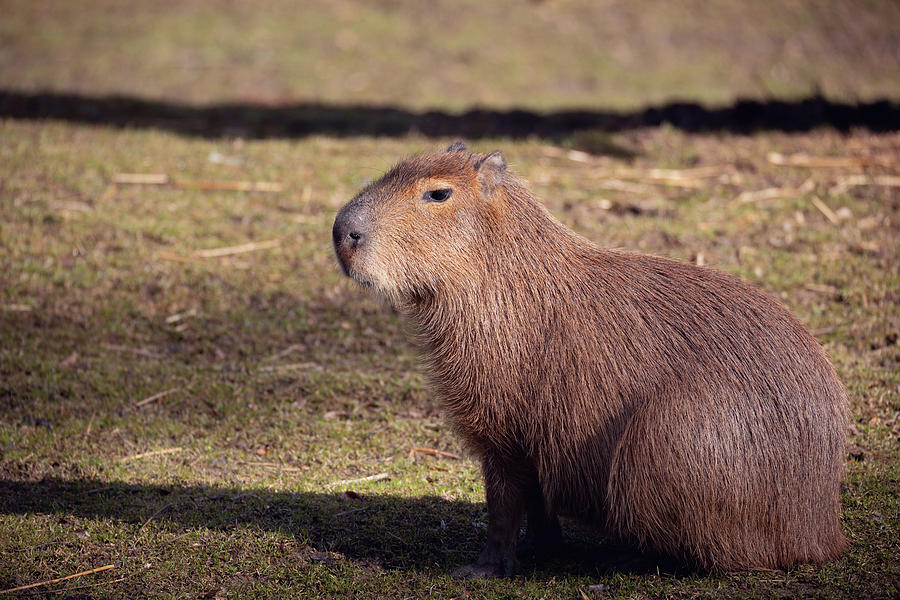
[{"left": 0, "top": 1, "right": 898, "bottom": 598}]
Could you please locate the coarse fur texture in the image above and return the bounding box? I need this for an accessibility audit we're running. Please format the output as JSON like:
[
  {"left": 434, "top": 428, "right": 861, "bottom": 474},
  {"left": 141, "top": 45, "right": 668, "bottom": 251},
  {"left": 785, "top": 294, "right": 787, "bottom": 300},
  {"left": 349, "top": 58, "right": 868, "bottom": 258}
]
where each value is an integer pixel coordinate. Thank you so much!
[{"left": 332, "top": 142, "right": 848, "bottom": 578}]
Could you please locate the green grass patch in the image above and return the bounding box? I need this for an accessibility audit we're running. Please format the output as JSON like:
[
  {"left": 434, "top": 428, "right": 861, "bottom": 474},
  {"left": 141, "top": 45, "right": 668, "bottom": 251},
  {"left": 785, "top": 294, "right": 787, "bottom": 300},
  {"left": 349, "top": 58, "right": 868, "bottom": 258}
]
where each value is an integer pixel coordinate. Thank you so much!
[{"left": 1, "top": 120, "right": 897, "bottom": 598}]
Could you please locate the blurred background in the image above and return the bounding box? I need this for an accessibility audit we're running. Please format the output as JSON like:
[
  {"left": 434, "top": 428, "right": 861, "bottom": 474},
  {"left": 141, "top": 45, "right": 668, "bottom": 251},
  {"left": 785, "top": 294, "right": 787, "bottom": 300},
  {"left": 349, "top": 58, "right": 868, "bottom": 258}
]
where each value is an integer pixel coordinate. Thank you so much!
[{"left": 2, "top": 0, "right": 899, "bottom": 132}]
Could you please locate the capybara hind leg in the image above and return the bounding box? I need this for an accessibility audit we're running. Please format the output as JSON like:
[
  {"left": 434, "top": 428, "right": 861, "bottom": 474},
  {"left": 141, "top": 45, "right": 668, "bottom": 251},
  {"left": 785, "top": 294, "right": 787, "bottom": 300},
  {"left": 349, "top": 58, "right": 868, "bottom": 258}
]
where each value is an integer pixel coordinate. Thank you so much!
[
  {"left": 453, "top": 455, "right": 525, "bottom": 579},
  {"left": 607, "top": 398, "right": 843, "bottom": 570},
  {"left": 607, "top": 401, "right": 737, "bottom": 568}
]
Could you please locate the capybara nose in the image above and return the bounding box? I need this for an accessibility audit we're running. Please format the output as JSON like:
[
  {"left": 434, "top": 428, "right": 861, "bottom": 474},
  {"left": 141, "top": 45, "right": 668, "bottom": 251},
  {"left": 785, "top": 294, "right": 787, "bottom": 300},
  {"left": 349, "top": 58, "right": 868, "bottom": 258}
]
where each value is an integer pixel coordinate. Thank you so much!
[
  {"left": 332, "top": 201, "right": 368, "bottom": 251},
  {"left": 346, "top": 230, "right": 364, "bottom": 247},
  {"left": 333, "top": 200, "right": 371, "bottom": 275},
  {"left": 332, "top": 219, "right": 362, "bottom": 250}
]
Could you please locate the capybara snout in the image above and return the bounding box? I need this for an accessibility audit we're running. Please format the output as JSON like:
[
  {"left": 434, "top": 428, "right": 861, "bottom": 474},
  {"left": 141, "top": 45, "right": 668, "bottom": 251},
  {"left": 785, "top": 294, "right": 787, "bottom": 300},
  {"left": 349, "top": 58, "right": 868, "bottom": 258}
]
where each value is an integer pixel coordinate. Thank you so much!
[{"left": 332, "top": 198, "right": 371, "bottom": 277}]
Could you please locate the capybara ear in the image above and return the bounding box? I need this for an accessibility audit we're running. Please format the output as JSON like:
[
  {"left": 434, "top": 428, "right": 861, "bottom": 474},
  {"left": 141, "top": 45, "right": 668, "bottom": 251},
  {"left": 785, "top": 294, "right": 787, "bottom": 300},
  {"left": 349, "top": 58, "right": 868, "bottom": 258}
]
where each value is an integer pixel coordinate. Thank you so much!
[
  {"left": 446, "top": 140, "right": 468, "bottom": 152},
  {"left": 475, "top": 151, "right": 507, "bottom": 195}
]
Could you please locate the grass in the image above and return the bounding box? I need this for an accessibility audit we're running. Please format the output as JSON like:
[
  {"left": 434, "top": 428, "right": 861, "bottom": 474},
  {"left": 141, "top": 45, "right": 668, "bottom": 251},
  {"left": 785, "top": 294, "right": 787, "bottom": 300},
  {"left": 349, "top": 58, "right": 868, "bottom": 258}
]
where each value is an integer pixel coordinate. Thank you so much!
[
  {"left": 1, "top": 122, "right": 897, "bottom": 599},
  {"left": 1, "top": 1, "right": 899, "bottom": 598}
]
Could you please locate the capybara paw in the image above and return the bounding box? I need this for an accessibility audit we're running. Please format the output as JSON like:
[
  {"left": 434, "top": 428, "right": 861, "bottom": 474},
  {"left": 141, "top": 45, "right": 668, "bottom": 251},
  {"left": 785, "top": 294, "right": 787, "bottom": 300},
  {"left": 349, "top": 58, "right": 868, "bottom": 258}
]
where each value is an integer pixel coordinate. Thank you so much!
[
  {"left": 452, "top": 561, "right": 511, "bottom": 579},
  {"left": 519, "top": 529, "right": 563, "bottom": 557}
]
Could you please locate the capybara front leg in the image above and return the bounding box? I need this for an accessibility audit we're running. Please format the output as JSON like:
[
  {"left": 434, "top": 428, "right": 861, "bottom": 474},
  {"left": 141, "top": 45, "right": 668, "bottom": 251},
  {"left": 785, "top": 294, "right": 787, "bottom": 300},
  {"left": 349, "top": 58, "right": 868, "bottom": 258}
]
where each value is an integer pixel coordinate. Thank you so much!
[
  {"left": 452, "top": 456, "right": 524, "bottom": 579},
  {"left": 521, "top": 479, "right": 561, "bottom": 556}
]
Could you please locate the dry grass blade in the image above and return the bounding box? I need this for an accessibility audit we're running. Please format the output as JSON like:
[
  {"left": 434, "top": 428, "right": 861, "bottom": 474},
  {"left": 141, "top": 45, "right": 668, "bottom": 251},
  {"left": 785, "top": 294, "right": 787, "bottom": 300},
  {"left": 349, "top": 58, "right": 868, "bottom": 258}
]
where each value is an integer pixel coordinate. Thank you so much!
[
  {"left": 803, "top": 283, "right": 839, "bottom": 295},
  {"left": 734, "top": 179, "right": 815, "bottom": 205},
  {"left": 235, "top": 460, "right": 310, "bottom": 472},
  {"left": 540, "top": 146, "right": 581, "bottom": 159},
  {"left": 134, "top": 387, "right": 180, "bottom": 407},
  {"left": 593, "top": 179, "right": 657, "bottom": 195},
  {"left": 563, "top": 149, "right": 593, "bottom": 162},
  {"left": 119, "top": 447, "right": 183, "bottom": 462},
  {"left": 192, "top": 239, "right": 281, "bottom": 258},
  {"left": 155, "top": 251, "right": 206, "bottom": 264},
  {"left": 810, "top": 196, "right": 840, "bottom": 224},
  {"left": 157, "top": 240, "right": 281, "bottom": 263},
  {"left": 49, "top": 576, "right": 128, "bottom": 594},
  {"left": 165, "top": 309, "right": 196, "bottom": 324},
  {"left": 591, "top": 174, "right": 705, "bottom": 190},
  {"left": 263, "top": 343, "right": 307, "bottom": 362},
  {"left": 53, "top": 200, "right": 93, "bottom": 214},
  {"left": 4, "top": 303, "right": 33, "bottom": 312},
  {"left": 767, "top": 152, "right": 898, "bottom": 168},
  {"left": 138, "top": 502, "right": 176, "bottom": 532},
  {"left": 0, "top": 565, "right": 115, "bottom": 594},
  {"left": 329, "top": 473, "right": 389, "bottom": 487},
  {"left": 831, "top": 175, "right": 900, "bottom": 194},
  {"left": 174, "top": 180, "right": 283, "bottom": 192},
  {"left": 112, "top": 173, "right": 282, "bottom": 192},
  {"left": 643, "top": 165, "right": 729, "bottom": 179},
  {"left": 258, "top": 361, "right": 320, "bottom": 373},
  {"left": 101, "top": 343, "right": 164, "bottom": 359},
  {"left": 112, "top": 173, "right": 168, "bottom": 185},
  {"left": 642, "top": 177, "right": 705, "bottom": 189},
  {"left": 734, "top": 188, "right": 790, "bottom": 204},
  {"left": 409, "top": 447, "right": 463, "bottom": 460},
  {"left": 330, "top": 507, "right": 367, "bottom": 520},
  {"left": 607, "top": 165, "right": 729, "bottom": 184}
]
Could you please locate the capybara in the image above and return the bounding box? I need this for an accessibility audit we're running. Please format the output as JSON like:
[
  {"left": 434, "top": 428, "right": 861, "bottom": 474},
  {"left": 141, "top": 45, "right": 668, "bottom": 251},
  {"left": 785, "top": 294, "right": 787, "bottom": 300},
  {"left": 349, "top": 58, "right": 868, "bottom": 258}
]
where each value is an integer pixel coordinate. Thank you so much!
[{"left": 332, "top": 141, "right": 847, "bottom": 578}]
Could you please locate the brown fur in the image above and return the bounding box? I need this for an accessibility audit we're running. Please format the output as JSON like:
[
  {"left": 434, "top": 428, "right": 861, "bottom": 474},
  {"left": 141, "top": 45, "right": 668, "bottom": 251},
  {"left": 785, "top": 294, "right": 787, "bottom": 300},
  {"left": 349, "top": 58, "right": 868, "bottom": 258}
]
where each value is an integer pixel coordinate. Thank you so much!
[{"left": 332, "top": 142, "right": 848, "bottom": 577}]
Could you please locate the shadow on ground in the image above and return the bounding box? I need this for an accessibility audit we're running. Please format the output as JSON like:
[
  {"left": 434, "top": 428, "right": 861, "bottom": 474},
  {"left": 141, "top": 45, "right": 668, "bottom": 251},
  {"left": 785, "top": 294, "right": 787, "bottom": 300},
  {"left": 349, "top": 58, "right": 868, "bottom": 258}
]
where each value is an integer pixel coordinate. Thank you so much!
[
  {"left": 2, "top": 90, "right": 898, "bottom": 140},
  {"left": 0, "top": 477, "right": 680, "bottom": 578}
]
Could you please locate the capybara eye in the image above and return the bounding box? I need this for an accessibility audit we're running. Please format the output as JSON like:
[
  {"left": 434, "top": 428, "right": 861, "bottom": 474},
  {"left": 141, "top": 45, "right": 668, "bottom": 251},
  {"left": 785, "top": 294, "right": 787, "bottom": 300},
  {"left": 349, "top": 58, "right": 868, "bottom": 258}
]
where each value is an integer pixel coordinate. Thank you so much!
[{"left": 423, "top": 188, "right": 452, "bottom": 202}]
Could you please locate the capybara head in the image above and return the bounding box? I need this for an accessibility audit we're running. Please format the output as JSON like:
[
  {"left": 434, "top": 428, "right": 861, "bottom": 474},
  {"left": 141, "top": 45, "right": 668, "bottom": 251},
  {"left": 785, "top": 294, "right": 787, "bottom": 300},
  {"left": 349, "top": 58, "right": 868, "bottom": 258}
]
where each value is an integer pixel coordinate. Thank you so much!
[{"left": 332, "top": 141, "right": 509, "bottom": 303}]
